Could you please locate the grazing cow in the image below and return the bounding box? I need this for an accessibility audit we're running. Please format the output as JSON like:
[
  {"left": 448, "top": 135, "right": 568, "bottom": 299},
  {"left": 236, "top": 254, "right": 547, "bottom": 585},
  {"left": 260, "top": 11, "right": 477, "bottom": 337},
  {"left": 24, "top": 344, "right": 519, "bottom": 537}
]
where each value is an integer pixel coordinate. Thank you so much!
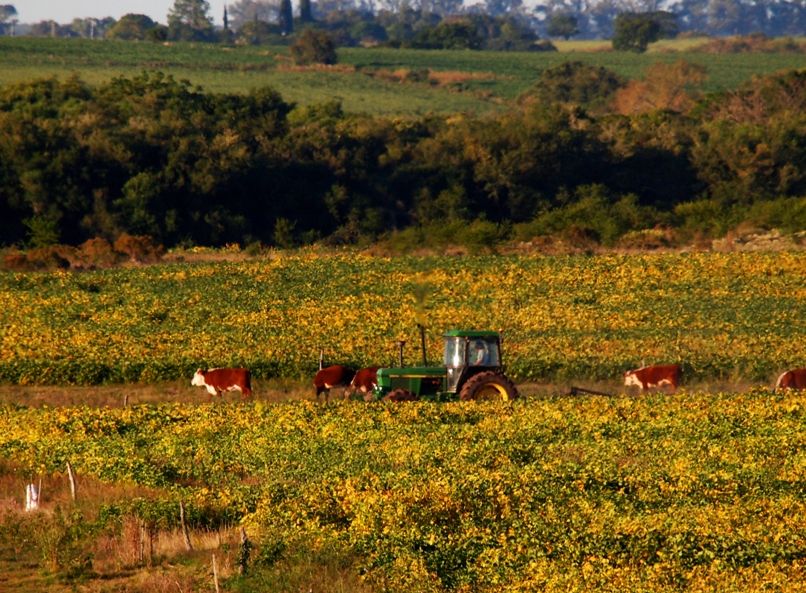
[
  {"left": 775, "top": 368, "right": 806, "bottom": 390},
  {"left": 313, "top": 365, "right": 355, "bottom": 401},
  {"left": 624, "top": 364, "right": 681, "bottom": 392},
  {"left": 192, "top": 368, "right": 252, "bottom": 399},
  {"left": 348, "top": 366, "right": 379, "bottom": 400}
]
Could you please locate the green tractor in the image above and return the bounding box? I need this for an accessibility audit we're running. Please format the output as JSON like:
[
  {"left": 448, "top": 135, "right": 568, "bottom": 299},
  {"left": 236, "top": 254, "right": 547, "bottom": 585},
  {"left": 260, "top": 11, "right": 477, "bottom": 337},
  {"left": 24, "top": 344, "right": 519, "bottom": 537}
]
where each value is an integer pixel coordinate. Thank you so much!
[{"left": 372, "top": 330, "right": 519, "bottom": 402}]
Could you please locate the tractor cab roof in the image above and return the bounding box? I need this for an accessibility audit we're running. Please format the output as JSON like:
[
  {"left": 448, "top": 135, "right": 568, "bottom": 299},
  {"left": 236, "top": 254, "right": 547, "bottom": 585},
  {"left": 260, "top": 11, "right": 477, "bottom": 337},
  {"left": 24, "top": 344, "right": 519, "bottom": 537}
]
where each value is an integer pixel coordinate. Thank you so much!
[{"left": 443, "top": 330, "right": 500, "bottom": 339}]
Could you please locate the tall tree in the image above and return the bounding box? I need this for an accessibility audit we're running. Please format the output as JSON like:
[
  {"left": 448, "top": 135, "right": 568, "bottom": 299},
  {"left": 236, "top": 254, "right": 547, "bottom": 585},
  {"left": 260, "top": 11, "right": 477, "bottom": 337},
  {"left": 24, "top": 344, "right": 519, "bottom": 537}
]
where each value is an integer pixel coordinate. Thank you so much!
[
  {"left": 612, "top": 12, "right": 661, "bottom": 52},
  {"left": 0, "top": 4, "right": 16, "bottom": 35},
  {"left": 278, "top": 0, "right": 293, "bottom": 34},
  {"left": 547, "top": 13, "right": 579, "bottom": 39},
  {"left": 168, "top": 0, "right": 216, "bottom": 41},
  {"left": 299, "top": 0, "right": 313, "bottom": 22}
]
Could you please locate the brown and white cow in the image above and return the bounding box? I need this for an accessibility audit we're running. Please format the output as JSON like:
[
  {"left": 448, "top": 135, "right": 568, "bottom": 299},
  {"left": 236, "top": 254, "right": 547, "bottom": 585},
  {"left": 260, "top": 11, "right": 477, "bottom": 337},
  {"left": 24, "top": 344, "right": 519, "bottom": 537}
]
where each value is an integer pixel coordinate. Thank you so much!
[
  {"left": 775, "top": 368, "right": 806, "bottom": 390},
  {"left": 192, "top": 368, "right": 252, "bottom": 399},
  {"left": 313, "top": 365, "right": 355, "bottom": 401},
  {"left": 348, "top": 366, "right": 379, "bottom": 400},
  {"left": 624, "top": 364, "right": 681, "bottom": 392}
]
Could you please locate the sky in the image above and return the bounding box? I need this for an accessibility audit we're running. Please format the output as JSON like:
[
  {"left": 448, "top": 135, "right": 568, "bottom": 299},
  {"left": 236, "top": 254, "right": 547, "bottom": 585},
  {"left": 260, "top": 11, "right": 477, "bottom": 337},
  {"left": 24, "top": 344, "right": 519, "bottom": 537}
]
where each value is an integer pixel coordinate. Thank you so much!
[{"left": 14, "top": 1, "right": 228, "bottom": 25}]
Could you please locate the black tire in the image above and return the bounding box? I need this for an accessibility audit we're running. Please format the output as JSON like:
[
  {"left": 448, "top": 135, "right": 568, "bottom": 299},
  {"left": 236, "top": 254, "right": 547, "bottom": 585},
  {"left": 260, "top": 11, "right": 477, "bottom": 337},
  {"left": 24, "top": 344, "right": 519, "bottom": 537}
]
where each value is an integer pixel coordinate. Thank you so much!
[
  {"left": 459, "top": 371, "right": 519, "bottom": 401},
  {"left": 384, "top": 389, "right": 419, "bottom": 402}
]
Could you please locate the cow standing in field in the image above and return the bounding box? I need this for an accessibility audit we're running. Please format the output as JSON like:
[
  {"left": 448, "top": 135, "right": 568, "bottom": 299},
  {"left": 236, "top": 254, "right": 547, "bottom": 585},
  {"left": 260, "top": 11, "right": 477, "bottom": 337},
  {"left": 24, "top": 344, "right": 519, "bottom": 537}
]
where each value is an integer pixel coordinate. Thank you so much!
[
  {"left": 348, "top": 366, "right": 379, "bottom": 400},
  {"left": 313, "top": 365, "right": 355, "bottom": 401},
  {"left": 624, "top": 364, "right": 681, "bottom": 392},
  {"left": 775, "top": 368, "right": 806, "bottom": 390},
  {"left": 192, "top": 368, "right": 253, "bottom": 399}
]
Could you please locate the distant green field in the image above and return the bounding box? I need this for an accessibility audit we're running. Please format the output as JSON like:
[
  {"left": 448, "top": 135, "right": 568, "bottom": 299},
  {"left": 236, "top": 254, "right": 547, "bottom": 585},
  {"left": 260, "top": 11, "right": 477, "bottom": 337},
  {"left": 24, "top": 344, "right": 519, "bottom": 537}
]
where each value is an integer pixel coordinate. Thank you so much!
[{"left": 0, "top": 37, "right": 803, "bottom": 114}]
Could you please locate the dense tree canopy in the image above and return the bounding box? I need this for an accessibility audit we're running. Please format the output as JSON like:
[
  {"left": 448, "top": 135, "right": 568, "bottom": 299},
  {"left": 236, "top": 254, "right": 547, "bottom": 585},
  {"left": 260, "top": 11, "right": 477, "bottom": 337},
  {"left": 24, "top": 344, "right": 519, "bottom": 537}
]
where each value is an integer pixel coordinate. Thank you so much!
[
  {"left": 106, "top": 14, "right": 163, "bottom": 40},
  {"left": 0, "top": 68, "right": 803, "bottom": 249}
]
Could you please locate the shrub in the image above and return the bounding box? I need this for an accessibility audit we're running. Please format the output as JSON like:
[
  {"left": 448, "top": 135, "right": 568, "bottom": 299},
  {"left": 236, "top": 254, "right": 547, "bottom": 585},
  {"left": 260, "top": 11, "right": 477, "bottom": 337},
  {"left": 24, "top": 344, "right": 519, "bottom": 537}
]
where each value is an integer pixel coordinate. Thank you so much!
[
  {"left": 516, "top": 187, "right": 660, "bottom": 246},
  {"left": 26, "top": 246, "right": 73, "bottom": 270},
  {"left": 2, "top": 250, "right": 30, "bottom": 271},
  {"left": 79, "top": 238, "right": 118, "bottom": 268},
  {"left": 522, "top": 61, "right": 625, "bottom": 109},
  {"left": 113, "top": 233, "right": 164, "bottom": 263},
  {"left": 290, "top": 29, "right": 338, "bottom": 65},
  {"left": 33, "top": 507, "right": 96, "bottom": 581}
]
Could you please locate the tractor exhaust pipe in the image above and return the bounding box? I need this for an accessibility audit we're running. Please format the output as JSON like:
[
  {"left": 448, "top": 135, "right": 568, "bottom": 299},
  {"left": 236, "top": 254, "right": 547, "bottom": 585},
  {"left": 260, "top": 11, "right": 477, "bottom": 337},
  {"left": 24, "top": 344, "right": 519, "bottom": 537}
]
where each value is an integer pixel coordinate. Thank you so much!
[{"left": 397, "top": 340, "right": 406, "bottom": 367}]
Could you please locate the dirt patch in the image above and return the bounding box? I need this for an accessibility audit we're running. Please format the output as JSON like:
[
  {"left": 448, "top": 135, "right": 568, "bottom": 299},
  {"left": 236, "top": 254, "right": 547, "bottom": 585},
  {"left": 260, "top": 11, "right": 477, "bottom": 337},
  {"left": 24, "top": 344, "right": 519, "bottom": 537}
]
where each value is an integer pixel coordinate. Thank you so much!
[{"left": 0, "top": 380, "right": 312, "bottom": 408}]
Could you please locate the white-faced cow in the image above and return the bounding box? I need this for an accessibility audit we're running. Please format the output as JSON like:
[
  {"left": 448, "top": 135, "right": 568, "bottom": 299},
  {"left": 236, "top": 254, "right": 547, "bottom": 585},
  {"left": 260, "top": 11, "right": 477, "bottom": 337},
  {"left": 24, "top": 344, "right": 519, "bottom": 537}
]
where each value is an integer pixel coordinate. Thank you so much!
[
  {"left": 348, "top": 366, "right": 379, "bottom": 400},
  {"left": 624, "top": 364, "right": 681, "bottom": 392},
  {"left": 313, "top": 365, "right": 355, "bottom": 401},
  {"left": 775, "top": 368, "right": 806, "bottom": 390},
  {"left": 192, "top": 368, "right": 252, "bottom": 399}
]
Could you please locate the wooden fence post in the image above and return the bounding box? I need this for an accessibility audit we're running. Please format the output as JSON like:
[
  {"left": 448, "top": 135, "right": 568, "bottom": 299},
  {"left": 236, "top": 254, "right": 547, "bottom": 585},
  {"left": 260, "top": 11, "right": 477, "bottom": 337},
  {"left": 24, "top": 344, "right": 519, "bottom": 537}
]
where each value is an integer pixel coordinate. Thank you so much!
[
  {"left": 238, "top": 526, "right": 251, "bottom": 575},
  {"left": 180, "top": 500, "right": 193, "bottom": 551},
  {"left": 212, "top": 553, "right": 220, "bottom": 593}
]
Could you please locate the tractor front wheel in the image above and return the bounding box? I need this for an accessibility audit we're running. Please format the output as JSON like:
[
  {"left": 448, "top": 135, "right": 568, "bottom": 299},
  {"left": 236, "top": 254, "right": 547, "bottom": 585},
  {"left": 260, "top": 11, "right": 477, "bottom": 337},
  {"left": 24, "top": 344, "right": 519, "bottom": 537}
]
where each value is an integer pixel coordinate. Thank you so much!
[
  {"left": 459, "top": 371, "right": 519, "bottom": 401},
  {"left": 384, "top": 389, "right": 419, "bottom": 402}
]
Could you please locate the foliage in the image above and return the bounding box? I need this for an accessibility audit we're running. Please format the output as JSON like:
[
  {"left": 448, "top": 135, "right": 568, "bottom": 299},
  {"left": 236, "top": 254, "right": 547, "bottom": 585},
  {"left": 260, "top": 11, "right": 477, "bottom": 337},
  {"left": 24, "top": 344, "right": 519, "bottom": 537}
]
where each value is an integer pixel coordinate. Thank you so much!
[
  {"left": 412, "top": 19, "right": 484, "bottom": 50},
  {"left": 521, "top": 61, "right": 625, "bottom": 110},
  {"left": 546, "top": 13, "right": 578, "bottom": 40},
  {"left": 105, "top": 14, "right": 162, "bottom": 41},
  {"left": 612, "top": 13, "right": 662, "bottom": 53},
  {"left": 113, "top": 234, "right": 164, "bottom": 263},
  {"left": 0, "top": 390, "right": 804, "bottom": 591},
  {"left": 167, "top": 0, "right": 216, "bottom": 41},
  {"left": 612, "top": 59, "right": 707, "bottom": 115},
  {"left": 0, "top": 251, "right": 803, "bottom": 385},
  {"left": 0, "top": 44, "right": 802, "bottom": 249},
  {"left": 290, "top": 29, "right": 338, "bottom": 64},
  {"left": 236, "top": 19, "right": 283, "bottom": 45}
]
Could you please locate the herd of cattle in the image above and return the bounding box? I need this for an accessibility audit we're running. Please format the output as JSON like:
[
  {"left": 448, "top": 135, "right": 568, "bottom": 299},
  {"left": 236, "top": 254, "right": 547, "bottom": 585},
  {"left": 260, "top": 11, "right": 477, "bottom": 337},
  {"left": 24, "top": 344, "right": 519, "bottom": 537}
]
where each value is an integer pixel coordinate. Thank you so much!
[{"left": 191, "top": 365, "right": 806, "bottom": 401}]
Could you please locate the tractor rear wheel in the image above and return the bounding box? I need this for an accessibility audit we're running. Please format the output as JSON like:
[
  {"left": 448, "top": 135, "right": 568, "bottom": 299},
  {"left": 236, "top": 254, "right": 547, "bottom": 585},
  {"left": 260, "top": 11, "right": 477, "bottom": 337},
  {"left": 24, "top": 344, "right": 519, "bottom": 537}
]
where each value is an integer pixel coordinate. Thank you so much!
[
  {"left": 384, "top": 389, "right": 419, "bottom": 402},
  {"left": 459, "top": 371, "right": 518, "bottom": 401}
]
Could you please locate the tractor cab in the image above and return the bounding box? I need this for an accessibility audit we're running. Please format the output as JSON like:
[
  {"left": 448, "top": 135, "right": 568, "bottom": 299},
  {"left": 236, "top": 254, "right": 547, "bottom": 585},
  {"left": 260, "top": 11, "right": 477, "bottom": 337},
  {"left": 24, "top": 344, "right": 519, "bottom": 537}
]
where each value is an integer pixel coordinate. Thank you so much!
[{"left": 444, "top": 330, "right": 501, "bottom": 392}]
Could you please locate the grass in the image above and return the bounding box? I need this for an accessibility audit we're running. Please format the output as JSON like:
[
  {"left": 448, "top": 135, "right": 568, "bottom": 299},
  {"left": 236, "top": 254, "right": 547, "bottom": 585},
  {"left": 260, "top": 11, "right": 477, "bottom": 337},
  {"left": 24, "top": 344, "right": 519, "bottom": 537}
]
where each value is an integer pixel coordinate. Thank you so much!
[{"left": 1, "top": 37, "right": 804, "bottom": 114}]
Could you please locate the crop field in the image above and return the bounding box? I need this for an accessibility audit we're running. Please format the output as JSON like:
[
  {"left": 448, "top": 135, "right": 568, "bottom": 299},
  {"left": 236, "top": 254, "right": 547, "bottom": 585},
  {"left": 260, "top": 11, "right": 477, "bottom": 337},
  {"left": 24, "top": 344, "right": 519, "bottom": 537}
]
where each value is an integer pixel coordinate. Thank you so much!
[
  {"left": 0, "top": 251, "right": 803, "bottom": 388},
  {"left": 1, "top": 38, "right": 804, "bottom": 114},
  {"left": 0, "top": 250, "right": 804, "bottom": 591},
  {"left": 0, "top": 390, "right": 804, "bottom": 592}
]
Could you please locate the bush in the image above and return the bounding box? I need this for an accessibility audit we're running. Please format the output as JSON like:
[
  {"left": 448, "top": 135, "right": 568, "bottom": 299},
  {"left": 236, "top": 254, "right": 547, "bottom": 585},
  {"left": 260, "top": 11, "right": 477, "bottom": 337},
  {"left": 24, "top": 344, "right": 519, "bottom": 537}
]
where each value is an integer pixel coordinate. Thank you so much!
[
  {"left": 113, "top": 233, "right": 164, "bottom": 263},
  {"left": 33, "top": 507, "right": 96, "bottom": 581},
  {"left": 79, "top": 238, "right": 118, "bottom": 268},
  {"left": 522, "top": 61, "right": 624, "bottom": 108},
  {"left": 516, "top": 187, "right": 660, "bottom": 246},
  {"left": 741, "top": 197, "right": 806, "bottom": 232},
  {"left": 290, "top": 29, "right": 338, "bottom": 65}
]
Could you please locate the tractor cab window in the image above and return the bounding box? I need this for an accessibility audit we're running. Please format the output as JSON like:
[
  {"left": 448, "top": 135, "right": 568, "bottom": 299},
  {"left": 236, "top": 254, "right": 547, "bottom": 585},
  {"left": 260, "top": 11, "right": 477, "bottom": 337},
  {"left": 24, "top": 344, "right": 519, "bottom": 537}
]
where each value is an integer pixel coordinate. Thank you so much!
[{"left": 469, "top": 338, "right": 499, "bottom": 366}]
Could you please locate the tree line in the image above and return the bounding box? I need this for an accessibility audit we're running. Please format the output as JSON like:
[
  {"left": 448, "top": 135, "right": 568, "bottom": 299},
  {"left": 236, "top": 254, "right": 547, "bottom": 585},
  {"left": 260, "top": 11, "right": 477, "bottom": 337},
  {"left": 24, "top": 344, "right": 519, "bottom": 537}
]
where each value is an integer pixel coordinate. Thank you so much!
[
  {"left": 5, "top": 0, "right": 805, "bottom": 45},
  {"left": 0, "top": 65, "right": 803, "bottom": 252}
]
